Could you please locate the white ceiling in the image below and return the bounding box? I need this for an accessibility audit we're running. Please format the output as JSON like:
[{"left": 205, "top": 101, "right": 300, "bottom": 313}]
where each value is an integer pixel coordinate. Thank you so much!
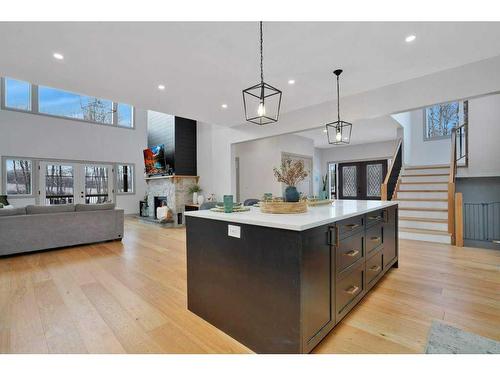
[
  {"left": 295, "top": 116, "right": 401, "bottom": 148},
  {"left": 1, "top": 22, "right": 500, "bottom": 127}
]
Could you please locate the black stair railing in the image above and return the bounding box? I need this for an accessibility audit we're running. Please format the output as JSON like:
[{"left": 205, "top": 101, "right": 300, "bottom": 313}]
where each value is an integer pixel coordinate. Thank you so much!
[{"left": 382, "top": 139, "right": 403, "bottom": 200}]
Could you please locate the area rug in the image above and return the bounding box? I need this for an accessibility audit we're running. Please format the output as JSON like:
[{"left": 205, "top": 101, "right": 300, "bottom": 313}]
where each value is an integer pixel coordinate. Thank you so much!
[{"left": 425, "top": 321, "right": 500, "bottom": 354}]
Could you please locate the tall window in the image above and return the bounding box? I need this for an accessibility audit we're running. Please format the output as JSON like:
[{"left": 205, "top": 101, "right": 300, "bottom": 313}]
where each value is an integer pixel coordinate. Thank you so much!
[
  {"left": 85, "top": 166, "right": 110, "bottom": 203},
  {"left": 39, "top": 86, "right": 113, "bottom": 124},
  {"left": 117, "top": 103, "right": 134, "bottom": 128},
  {"left": 425, "top": 101, "right": 465, "bottom": 140},
  {"left": 5, "top": 159, "right": 32, "bottom": 195},
  {"left": 45, "top": 164, "right": 74, "bottom": 205},
  {"left": 117, "top": 164, "right": 134, "bottom": 193},
  {"left": 4, "top": 78, "right": 31, "bottom": 111}
]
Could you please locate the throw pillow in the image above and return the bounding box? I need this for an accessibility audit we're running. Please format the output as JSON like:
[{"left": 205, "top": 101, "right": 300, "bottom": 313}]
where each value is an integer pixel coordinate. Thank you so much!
[{"left": 0, "top": 195, "right": 9, "bottom": 206}]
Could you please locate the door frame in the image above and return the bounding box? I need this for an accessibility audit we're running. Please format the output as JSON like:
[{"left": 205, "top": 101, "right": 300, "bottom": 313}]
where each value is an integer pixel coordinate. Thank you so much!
[{"left": 338, "top": 159, "right": 388, "bottom": 200}]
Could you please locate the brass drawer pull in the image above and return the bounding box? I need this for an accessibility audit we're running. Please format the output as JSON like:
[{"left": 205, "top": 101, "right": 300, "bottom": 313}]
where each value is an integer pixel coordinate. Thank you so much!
[
  {"left": 370, "top": 236, "right": 381, "bottom": 242},
  {"left": 344, "top": 223, "right": 360, "bottom": 230},
  {"left": 345, "top": 249, "right": 359, "bottom": 257},
  {"left": 345, "top": 285, "right": 360, "bottom": 295},
  {"left": 369, "top": 265, "right": 381, "bottom": 272},
  {"left": 368, "top": 215, "right": 382, "bottom": 220}
]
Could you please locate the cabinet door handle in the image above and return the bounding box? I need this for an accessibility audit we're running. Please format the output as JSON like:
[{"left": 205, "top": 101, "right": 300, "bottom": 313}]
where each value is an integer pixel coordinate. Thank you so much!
[
  {"left": 345, "top": 249, "right": 359, "bottom": 257},
  {"left": 345, "top": 223, "right": 359, "bottom": 230},
  {"left": 345, "top": 285, "right": 360, "bottom": 295},
  {"left": 368, "top": 215, "right": 382, "bottom": 220},
  {"left": 369, "top": 265, "right": 381, "bottom": 272},
  {"left": 370, "top": 236, "right": 381, "bottom": 242}
]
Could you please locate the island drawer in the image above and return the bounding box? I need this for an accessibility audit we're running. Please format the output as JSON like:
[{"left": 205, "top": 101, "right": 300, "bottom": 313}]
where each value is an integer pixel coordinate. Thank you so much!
[
  {"left": 366, "top": 209, "right": 384, "bottom": 228},
  {"left": 336, "top": 231, "right": 364, "bottom": 272},
  {"left": 335, "top": 262, "right": 364, "bottom": 319},
  {"left": 336, "top": 215, "right": 364, "bottom": 240},
  {"left": 366, "top": 223, "right": 383, "bottom": 255},
  {"left": 366, "top": 249, "right": 383, "bottom": 285}
]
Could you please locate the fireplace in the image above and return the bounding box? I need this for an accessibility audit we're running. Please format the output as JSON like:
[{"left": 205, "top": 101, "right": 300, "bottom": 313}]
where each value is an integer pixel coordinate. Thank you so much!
[{"left": 153, "top": 196, "right": 168, "bottom": 219}]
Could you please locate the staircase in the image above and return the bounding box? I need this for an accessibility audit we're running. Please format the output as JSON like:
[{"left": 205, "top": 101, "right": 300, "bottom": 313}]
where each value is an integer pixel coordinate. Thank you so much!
[{"left": 395, "top": 164, "right": 452, "bottom": 244}]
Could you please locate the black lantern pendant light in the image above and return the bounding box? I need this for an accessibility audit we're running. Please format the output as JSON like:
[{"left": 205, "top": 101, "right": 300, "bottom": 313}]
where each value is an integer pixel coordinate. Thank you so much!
[
  {"left": 326, "top": 69, "right": 352, "bottom": 145},
  {"left": 242, "top": 21, "right": 282, "bottom": 125}
]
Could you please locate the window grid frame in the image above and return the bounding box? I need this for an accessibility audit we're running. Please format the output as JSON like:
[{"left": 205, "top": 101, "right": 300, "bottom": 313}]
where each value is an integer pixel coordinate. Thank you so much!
[
  {"left": 1, "top": 77, "right": 135, "bottom": 130},
  {"left": 2, "top": 157, "right": 35, "bottom": 198}
]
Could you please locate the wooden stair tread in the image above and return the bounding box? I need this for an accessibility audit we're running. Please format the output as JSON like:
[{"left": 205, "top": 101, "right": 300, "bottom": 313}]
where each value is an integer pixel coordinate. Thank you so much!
[
  {"left": 396, "top": 198, "right": 447, "bottom": 202},
  {"left": 396, "top": 189, "right": 448, "bottom": 193},
  {"left": 399, "top": 181, "right": 448, "bottom": 185},
  {"left": 399, "top": 216, "right": 448, "bottom": 223},
  {"left": 399, "top": 227, "right": 451, "bottom": 236},
  {"left": 404, "top": 165, "right": 450, "bottom": 170},
  {"left": 398, "top": 207, "right": 448, "bottom": 212},
  {"left": 402, "top": 173, "right": 449, "bottom": 177}
]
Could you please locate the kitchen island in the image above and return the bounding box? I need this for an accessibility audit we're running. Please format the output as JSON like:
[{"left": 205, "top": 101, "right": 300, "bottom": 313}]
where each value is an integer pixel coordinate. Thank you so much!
[{"left": 185, "top": 200, "right": 398, "bottom": 353}]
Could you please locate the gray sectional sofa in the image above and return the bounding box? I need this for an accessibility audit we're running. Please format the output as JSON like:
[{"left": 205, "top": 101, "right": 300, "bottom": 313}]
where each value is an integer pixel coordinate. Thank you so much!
[{"left": 0, "top": 203, "right": 124, "bottom": 256}]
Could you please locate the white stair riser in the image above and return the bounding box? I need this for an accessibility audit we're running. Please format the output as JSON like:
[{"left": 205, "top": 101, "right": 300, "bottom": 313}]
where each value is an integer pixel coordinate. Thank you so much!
[
  {"left": 397, "top": 200, "right": 448, "bottom": 209},
  {"left": 399, "top": 220, "right": 448, "bottom": 231},
  {"left": 399, "top": 231, "right": 451, "bottom": 244},
  {"left": 401, "top": 175, "right": 449, "bottom": 183},
  {"left": 399, "top": 183, "right": 448, "bottom": 191},
  {"left": 398, "top": 209, "right": 448, "bottom": 220},
  {"left": 396, "top": 191, "right": 448, "bottom": 199},
  {"left": 403, "top": 168, "right": 449, "bottom": 175}
]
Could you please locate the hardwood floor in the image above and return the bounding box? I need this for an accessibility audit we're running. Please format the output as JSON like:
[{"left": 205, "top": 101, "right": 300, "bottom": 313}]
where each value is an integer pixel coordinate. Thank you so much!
[{"left": 1, "top": 217, "right": 499, "bottom": 354}]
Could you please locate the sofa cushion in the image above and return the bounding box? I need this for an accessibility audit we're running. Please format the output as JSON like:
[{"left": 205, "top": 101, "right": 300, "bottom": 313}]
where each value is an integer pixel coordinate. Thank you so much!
[
  {"left": 75, "top": 203, "right": 115, "bottom": 212},
  {"left": 0, "top": 195, "right": 9, "bottom": 206},
  {"left": 26, "top": 204, "right": 76, "bottom": 215},
  {"left": 0, "top": 207, "right": 26, "bottom": 216}
]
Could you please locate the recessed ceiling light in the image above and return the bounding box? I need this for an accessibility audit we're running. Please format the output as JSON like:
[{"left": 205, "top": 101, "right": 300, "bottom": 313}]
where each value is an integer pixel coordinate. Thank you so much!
[
  {"left": 288, "top": 79, "right": 295, "bottom": 85},
  {"left": 405, "top": 35, "right": 416, "bottom": 43},
  {"left": 53, "top": 52, "right": 64, "bottom": 60},
  {"left": 158, "top": 84, "right": 166, "bottom": 91},
  {"left": 221, "top": 104, "right": 228, "bottom": 109}
]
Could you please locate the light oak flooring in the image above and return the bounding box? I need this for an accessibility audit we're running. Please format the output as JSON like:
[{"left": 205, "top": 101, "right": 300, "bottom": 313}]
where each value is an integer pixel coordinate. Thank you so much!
[{"left": 0, "top": 217, "right": 499, "bottom": 354}]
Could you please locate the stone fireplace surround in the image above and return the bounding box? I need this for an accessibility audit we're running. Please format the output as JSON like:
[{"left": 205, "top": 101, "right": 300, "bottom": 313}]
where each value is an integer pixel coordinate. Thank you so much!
[{"left": 145, "top": 175, "right": 199, "bottom": 226}]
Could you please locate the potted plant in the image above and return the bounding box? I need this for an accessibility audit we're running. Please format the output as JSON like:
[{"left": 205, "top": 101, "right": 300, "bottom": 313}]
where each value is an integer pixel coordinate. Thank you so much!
[
  {"left": 188, "top": 184, "right": 202, "bottom": 204},
  {"left": 273, "top": 159, "right": 309, "bottom": 202}
]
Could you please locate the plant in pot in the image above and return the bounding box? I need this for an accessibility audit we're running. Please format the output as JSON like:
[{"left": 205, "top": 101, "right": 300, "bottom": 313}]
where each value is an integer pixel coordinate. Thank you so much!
[
  {"left": 188, "top": 184, "right": 202, "bottom": 205},
  {"left": 273, "top": 159, "right": 309, "bottom": 202}
]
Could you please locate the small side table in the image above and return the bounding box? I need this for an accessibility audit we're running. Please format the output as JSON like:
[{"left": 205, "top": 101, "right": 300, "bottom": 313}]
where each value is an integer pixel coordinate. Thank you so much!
[{"left": 185, "top": 204, "right": 200, "bottom": 212}]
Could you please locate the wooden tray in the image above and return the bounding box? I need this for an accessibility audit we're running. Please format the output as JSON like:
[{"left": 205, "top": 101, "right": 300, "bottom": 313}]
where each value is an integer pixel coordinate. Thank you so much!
[
  {"left": 260, "top": 201, "right": 308, "bottom": 214},
  {"left": 307, "top": 199, "right": 334, "bottom": 206}
]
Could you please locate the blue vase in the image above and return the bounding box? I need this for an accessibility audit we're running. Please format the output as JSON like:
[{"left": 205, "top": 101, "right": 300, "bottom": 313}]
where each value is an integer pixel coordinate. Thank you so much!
[{"left": 285, "top": 186, "right": 300, "bottom": 202}]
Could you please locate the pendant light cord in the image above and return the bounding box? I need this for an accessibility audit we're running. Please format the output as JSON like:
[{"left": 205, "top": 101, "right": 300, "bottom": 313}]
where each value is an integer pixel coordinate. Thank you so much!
[
  {"left": 260, "top": 21, "right": 264, "bottom": 84},
  {"left": 336, "top": 74, "right": 340, "bottom": 123}
]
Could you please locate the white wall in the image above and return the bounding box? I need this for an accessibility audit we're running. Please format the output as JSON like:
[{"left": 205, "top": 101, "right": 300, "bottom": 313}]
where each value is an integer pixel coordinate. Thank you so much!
[
  {"left": 458, "top": 94, "right": 500, "bottom": 178},
  {"left": 391, "top": 110, "right": 451, "bottom": 166},
  {"left": 0, "top": 108, "right": 147, "bottom": 214},
  {"left": 230, "top": 134, "right": 319, "bottom": 201},
  {"left": 319, "top": 140, "right": 397, "bottom": 170}
]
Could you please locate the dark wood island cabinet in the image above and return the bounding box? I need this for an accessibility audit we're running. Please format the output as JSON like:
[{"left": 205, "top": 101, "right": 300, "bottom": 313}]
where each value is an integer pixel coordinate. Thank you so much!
[{"left": 185, "top": 201, "right": 398, "bottom": 353}]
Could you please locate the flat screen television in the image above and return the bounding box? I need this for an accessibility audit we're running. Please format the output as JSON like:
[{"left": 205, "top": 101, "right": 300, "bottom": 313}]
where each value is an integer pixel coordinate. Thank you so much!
[{"left": 143, "top": 144, "right": 168, "bottom": 175}]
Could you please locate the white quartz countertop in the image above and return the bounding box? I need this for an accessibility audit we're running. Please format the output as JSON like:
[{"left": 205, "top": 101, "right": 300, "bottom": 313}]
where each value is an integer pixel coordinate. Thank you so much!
[{"left": 184, "top": 200, "right": 398, "bottom": 231}]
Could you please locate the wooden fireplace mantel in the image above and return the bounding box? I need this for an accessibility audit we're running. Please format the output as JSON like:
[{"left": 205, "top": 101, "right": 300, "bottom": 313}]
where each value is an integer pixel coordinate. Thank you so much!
[{"left": 145, "top": 175, "right": 199, "bottom": 183}]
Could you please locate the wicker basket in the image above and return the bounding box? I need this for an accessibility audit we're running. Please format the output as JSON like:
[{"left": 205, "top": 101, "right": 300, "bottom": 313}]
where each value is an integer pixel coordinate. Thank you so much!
[{"left": 259, "top": 200, "right": 308, "bottom": 214}]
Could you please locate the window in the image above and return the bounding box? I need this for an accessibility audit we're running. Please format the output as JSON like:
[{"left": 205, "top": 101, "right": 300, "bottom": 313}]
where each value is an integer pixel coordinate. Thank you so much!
[
  {"left": 85, "top": 166, "right": 110, "bottom": 203},
  {"left": 39, "top": 86, "right": 113, "bottom": 124},
  {"left": 117, "top": 103, "right": 134, "bottom": 128},
  {"left": 45, "top": 164, "right": 74, "bottom": 205},
  {"left": 117, "top": 164, "right": 134, "bottom": 193},
  {"left": 4, "top": 78, "right": 31, "bottom": 111},
  {"left": 1, "top": 77, "right": 134, "bottom": 128},
  {"left": 5, "top": 159, "right": 32, "bottom": 195},
  {"left": 425, "top": 101, "right": 464, "bottom": 140}
]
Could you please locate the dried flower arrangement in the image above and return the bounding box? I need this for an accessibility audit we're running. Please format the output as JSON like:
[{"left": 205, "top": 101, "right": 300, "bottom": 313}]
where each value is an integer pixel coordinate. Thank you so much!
[{"left": 273, "top": 159, "right": 309, "bottom": 187}]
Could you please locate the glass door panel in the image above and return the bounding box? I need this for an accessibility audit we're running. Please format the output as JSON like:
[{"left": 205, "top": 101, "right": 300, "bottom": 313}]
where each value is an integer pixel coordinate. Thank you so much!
[
  {"left": 84, "top": 165, "right": 113, "bottom": 204},
  {"left": 41, "top": 163, "right": 75, "bottom": 205}
]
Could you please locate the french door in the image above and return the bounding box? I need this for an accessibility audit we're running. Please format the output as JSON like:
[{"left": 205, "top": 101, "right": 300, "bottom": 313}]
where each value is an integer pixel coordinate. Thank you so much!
[
  {"left": 338, "top": 160, "right": 387, "bottom": 200},
  {"left": 39, "top": 162, "right": 114, "bottom": 205}
]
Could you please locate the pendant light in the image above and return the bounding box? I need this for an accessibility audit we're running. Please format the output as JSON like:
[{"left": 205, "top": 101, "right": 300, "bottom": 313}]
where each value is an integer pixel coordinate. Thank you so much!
[
  {"left": 242, "top": 21, "right": 282, "bottom": 125},
  {"left": 326, "top": 69, "right": 352, "bottom": 145}
]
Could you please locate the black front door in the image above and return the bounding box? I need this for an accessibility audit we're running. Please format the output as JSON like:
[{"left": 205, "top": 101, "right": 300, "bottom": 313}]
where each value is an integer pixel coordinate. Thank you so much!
[{"left": 338, "top": 160, "right": 388, "bottom": 200}]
